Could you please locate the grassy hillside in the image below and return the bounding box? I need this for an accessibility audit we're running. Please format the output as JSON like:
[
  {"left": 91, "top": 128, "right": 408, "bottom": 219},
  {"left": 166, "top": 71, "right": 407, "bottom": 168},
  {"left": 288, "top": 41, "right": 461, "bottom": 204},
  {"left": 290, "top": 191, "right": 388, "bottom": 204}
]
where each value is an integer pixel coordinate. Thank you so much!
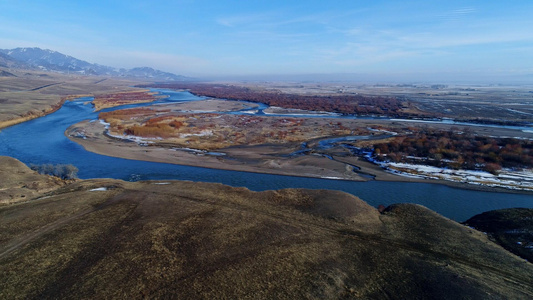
[
  {"left": 0, "top": 156, "right": 532, "bottom": 299},
  {"left": 0, "top": 156, "right": 67, "bottom": 205}
]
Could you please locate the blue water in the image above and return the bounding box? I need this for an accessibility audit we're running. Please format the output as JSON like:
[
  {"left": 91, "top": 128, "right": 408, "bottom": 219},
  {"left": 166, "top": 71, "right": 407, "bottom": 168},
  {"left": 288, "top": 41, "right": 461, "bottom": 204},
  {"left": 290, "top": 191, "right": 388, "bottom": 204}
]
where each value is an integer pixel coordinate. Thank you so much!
[{"left": 0, "top": 90, "right": 531, "bottom": 222}]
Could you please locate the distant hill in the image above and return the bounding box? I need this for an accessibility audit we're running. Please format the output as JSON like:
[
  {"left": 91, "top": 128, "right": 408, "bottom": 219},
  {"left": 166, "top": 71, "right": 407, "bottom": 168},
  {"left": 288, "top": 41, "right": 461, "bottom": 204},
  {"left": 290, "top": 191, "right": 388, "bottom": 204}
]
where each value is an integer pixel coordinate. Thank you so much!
[
  {"left": 0, "top": 52, "right": 31, "bottom": 69},
  {"left": 0, "top": 47, "right": 190, "bottom": 81},
  {"left": 0, "top": 70, "right": 16, "bottom": 77},
  {"left": 123, "top": 66, "right": 189, "bottom": 81},
  {"left": 0, "top": 47, "right": 110, "bottom": 74},
  {"left": 0, "top": 155, "right": 532, "bottom": 299}
]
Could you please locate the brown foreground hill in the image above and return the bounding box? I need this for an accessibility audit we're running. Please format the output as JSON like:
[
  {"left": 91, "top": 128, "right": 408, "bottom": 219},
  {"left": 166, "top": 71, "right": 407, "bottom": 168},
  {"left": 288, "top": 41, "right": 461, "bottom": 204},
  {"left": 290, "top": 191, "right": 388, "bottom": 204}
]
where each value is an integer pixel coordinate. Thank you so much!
[{"left": 0, "top": 156, "right": 532, "bottom": 299}]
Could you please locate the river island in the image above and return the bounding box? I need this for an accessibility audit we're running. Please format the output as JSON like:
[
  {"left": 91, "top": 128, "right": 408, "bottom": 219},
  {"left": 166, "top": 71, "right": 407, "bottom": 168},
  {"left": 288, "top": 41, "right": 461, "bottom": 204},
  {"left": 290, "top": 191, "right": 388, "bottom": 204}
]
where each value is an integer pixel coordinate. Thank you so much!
[{"left": 66, "top": 88, "right": 533, "bottom": 193}]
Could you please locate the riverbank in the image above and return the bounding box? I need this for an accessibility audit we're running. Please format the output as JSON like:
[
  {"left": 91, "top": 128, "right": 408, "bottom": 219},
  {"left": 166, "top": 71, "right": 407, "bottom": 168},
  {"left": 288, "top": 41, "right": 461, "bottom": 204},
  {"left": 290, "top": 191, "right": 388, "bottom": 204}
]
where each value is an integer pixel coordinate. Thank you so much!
[{"left": 0, "top": 97, "right": 66, "bottom": 130}]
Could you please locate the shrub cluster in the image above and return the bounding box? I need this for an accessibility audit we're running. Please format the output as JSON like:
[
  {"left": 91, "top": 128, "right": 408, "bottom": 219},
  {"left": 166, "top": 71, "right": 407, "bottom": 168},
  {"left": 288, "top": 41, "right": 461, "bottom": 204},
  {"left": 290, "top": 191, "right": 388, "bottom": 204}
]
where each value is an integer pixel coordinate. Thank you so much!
[
  {"left": 373, "top": 129, "right": 532, "bottom": 173},
  {"left": 93, "top": 91, "right": 159, "bottom": 108},
  {"left": 99, "top": 108, "right": 155, "bottom": 121},
  {"left": 124, "top": 123, "right": 175, "bottom": 138},
  {"left": 30, "top": 163, "right": 79, "bottom": 179}
]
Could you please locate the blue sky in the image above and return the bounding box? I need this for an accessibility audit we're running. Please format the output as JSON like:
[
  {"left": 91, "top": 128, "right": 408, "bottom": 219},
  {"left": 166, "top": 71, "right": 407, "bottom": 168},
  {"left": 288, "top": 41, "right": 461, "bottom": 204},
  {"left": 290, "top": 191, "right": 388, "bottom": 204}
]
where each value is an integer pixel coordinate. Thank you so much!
[{"left": 1, "top": 0, "right": 532, "bottom": 82}]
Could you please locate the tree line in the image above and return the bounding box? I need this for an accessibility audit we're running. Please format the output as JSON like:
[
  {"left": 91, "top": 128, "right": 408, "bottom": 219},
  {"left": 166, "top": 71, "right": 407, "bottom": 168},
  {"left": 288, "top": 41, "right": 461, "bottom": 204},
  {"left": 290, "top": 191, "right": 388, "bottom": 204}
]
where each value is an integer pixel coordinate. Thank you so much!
[
  {"left": 30, "top": 163, "right": 79, "bottom": 179},
  {"left": 372, "top": 129, "right": 532, "bottom": 174},
  {"left": 140, "top": 83, "right": 408, "bottom": 117}
]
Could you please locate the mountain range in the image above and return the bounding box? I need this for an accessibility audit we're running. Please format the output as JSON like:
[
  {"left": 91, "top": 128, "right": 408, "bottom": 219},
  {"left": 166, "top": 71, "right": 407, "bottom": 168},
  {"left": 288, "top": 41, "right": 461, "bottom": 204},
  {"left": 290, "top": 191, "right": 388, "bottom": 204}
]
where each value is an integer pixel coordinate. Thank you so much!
[{"left": 0, "top": 47, "right": 189, "bottom": 81}]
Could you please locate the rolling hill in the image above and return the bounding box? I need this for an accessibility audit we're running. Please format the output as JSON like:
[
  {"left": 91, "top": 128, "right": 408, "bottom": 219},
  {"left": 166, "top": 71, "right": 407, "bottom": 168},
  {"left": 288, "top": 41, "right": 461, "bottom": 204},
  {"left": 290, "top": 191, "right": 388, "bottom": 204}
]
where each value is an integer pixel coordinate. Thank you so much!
[{"left": 0, "top": 156, "right": 532, "bottom": 299}]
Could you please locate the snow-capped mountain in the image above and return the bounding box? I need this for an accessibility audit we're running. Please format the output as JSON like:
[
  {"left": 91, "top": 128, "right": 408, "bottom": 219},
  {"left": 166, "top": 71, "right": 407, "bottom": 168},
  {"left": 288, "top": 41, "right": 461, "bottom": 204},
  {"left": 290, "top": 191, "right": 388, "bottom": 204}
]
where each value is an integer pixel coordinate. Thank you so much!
[{"left": 0, "top": 47, "right": 189, "bottom": 81}]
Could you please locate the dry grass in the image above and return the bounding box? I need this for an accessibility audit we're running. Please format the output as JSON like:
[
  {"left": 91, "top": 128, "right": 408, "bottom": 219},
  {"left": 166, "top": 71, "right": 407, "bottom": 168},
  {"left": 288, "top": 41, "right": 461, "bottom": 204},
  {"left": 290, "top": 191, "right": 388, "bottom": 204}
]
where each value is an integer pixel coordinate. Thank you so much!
[
  {"left": 100, "top": 108, "right": 371, "bottom": 150},
  {"left": 92, "top": 90, "right": 163, "bottom": 111},
  {"left": 0, "top": 156, "right": 532, "bottom": 299},
  {"left": 0, "top": 156, "right": 67, "bottom": 205}
]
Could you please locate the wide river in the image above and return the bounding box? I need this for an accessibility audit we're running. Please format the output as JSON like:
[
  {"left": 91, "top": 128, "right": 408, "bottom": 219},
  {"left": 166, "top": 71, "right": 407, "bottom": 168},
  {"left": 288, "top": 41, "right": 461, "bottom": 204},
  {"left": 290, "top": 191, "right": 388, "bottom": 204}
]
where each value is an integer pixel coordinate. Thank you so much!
[{"left": 0, "top": 89, "right": 531, "bottom": 221}]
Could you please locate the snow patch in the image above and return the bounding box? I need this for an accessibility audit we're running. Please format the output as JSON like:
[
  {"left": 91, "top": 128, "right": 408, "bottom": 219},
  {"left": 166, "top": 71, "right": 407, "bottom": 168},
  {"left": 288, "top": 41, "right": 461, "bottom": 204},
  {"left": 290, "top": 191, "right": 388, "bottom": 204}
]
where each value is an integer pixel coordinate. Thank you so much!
[
  {"left": 367, "top": 127, "right": 398, "bottom": 135},
  {"left": 105, "top": 130, "right": 158, "bottom": 146},
  {"left": 321, "top": 176, "right": 343, "bottom": 180},
  {"left": 384, "top": 162, "right": 533, "bottom": 191},
  {"left": 179, "top": 130, "right": 213, "bottom": 138},
  {"left": 99, "top": 119, "right": 110, "bottom": 128}
]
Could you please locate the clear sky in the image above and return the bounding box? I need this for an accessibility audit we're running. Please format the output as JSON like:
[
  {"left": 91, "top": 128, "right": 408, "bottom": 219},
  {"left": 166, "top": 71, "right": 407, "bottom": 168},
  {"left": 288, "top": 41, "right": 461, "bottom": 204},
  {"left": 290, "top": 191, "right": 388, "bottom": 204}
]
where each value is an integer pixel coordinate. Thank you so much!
[{"left": 1, "top": 0, "right": 532, "bottom": 82}]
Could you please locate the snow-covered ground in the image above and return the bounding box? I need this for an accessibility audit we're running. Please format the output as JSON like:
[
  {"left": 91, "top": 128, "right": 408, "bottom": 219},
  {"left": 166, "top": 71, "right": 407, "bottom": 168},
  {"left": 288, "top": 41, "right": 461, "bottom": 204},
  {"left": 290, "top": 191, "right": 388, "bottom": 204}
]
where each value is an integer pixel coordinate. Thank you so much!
[
  {"left": 106, "top": 131, "right": 158, "bottom": 145},
  {"left": 367, "top": 127, "right": 398, "bottom": 136},
  {"left": 263, "top": 106, "right": 340, "bottom": 117},
  {"left": 321, "top": 176, "right": 344, "bottom": 180},
  {"left": 179, "top": 130, "right": 213, "bottom": 138},
  {"left": 383, "top": 162, "right": 533, "bottom": 191}
]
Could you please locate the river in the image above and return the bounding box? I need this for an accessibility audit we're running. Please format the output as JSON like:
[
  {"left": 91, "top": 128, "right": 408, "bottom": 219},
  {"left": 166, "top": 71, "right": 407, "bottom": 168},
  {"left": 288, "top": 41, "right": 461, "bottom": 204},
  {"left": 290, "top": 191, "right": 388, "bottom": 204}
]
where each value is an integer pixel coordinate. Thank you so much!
[{"left": 0, "top": 89, "right": 531, "bottom": 222}]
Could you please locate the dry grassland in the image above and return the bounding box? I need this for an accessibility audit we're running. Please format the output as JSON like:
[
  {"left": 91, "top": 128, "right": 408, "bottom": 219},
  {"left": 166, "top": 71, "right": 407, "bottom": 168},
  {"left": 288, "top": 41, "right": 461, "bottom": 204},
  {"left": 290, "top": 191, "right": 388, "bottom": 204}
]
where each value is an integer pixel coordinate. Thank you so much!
[
  {"left": 0, "top": 156, "right": 531, "bottom": 299},
  {"left": 0, "top": 69, "right": 149, "bottom": 129}
]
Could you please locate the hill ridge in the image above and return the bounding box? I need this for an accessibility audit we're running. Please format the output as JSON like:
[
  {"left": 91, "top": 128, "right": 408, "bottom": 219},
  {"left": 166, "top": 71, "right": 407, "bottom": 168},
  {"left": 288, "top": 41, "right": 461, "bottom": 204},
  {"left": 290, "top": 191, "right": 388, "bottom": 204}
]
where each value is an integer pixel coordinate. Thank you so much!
[{"left": 0, "top": 156, "right": 532, "bottom": 298}]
